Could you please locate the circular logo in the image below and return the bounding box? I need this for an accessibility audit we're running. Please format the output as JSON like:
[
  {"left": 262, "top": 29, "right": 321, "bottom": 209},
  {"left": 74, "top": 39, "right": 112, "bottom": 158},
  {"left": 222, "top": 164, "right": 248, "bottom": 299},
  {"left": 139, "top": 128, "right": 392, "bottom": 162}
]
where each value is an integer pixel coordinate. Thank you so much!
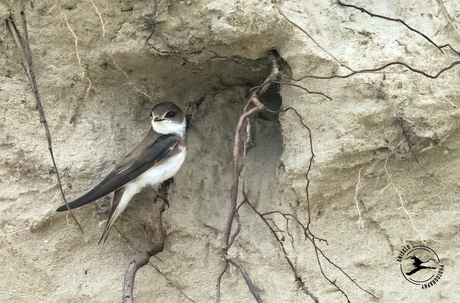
[{"left": 397, "top": 245, "right": 444, "bottom": 289}]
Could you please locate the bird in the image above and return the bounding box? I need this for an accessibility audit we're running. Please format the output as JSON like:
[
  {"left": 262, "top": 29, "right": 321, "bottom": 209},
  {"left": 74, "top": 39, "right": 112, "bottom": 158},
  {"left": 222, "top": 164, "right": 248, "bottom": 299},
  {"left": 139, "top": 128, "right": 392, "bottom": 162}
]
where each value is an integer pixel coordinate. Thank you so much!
[
  {"left": 56, "top": 101, "right": 187, "bottom": 243},
  {"left": 405, "top": 256, "right": 437, "bottom": 276}
]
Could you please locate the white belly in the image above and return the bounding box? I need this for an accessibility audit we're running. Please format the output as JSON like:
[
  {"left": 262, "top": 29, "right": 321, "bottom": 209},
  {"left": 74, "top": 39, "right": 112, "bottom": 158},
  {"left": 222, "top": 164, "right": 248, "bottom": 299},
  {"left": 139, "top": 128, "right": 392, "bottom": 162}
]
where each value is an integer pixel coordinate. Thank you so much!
[
  {"left": 135, "top": 147, "right": 186, "bottom": 189},
  {"left": 103, "top": 147, "right": 186, "bottom": 236}
]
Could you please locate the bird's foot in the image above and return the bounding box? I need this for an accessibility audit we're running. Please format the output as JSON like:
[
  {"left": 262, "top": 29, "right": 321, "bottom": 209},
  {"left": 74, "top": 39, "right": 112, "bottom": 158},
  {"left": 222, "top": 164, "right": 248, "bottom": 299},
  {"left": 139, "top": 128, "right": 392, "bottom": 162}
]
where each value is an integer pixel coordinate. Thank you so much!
[{"left": 155, "top": 178, "right": 174, "bottom": 208}]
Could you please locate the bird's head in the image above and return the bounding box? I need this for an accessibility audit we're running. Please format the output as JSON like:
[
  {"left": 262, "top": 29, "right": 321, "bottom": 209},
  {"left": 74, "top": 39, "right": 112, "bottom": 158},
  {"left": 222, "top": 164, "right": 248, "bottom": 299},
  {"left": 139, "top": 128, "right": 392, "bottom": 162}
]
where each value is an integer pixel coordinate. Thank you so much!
[{"left": 150, "top": 102, "right": 186, "bottom": 136}]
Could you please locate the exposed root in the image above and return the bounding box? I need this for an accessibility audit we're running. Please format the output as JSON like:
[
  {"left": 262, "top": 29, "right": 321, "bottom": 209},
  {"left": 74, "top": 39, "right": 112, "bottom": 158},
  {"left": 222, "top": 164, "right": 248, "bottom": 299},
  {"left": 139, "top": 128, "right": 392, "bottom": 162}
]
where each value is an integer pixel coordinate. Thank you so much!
[
  {"left": 123, "top": 179, "right": 173, "bottom": 303},
  {"left": 293, "top": 60, "right": 460, "bottom": 81},
  {"left": 247, "top": 200, "right": 319, "bottom": 303},
  {"left": 436, "top": 0, "right": 460, "bottom": 41},
  {"left": 7, "top": 5, "right": 84, "bottom": 234},
  {"left": 382, "top": 157, "right": 427, "bottom": 244},
  {"left": 110, "top": 56, "right": 152, "bottom": 99},
  {"left": 89, "top": 0, "right": 106, "bottom": 37},
  {"left": 272, "top": 0, "right": 353, "bottom": 71},
  {"left": 337, "top": 0, "right": 446, "bottom": 53},
  {"left": 354, "top": 163, "right": 365, "bottom": 228},
  {"left": 62, "top": 11, "right": 92, "bottom": 99}
]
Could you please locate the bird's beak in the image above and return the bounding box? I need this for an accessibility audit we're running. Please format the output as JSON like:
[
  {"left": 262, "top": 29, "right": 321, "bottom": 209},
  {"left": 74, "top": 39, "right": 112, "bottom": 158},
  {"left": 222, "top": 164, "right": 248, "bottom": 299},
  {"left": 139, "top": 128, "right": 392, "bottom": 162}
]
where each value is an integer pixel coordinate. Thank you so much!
[{"left": 154, "top": 117, "right": 164, "bottom": 122}]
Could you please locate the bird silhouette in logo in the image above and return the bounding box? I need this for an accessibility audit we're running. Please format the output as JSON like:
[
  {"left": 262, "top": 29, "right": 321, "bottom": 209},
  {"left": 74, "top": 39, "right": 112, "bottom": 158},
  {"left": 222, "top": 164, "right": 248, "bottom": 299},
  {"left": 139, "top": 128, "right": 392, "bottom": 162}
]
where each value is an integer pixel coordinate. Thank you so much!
[{"left": 405, "top": 256, "right": 437, "bottom": 276}]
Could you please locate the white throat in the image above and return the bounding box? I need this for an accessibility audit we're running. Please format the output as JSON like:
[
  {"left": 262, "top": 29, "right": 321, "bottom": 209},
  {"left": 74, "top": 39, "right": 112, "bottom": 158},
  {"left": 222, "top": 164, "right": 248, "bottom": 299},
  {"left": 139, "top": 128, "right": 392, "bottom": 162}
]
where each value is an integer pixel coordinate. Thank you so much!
[{"left": 152, "top": 120, "right": 186, "bottom": 136}]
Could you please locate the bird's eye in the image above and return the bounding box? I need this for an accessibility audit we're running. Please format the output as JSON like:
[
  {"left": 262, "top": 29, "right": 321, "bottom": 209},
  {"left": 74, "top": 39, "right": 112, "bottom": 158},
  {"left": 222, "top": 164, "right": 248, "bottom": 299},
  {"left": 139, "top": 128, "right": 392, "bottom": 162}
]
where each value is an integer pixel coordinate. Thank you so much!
[{"left": 165, "top": 111, "right": 176, "bottom": 118}]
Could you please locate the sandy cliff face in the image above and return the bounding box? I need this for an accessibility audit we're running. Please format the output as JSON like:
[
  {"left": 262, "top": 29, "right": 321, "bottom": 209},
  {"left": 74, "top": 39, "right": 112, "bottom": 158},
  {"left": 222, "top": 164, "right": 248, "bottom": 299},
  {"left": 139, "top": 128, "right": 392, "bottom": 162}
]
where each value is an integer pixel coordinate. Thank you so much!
[{"left": 1, "top": 0, "right": 459, "bottom": 302}]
